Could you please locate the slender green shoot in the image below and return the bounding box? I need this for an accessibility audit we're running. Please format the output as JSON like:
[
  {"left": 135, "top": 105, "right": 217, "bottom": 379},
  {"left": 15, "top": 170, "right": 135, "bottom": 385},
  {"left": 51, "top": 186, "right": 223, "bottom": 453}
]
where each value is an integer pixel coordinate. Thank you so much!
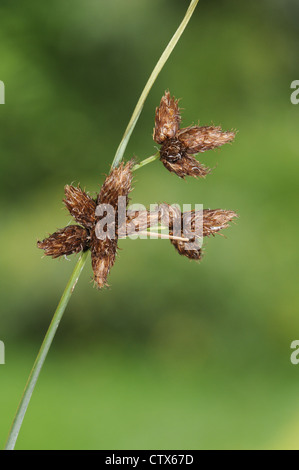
[
  {"left": 4, "top": 0, "right": 199, "bottom": 450},
  {"left": 4, "top": 251, "right": 89, "bottom": 450},
  {"left": 132, "top": 152, "right": 160, "bottom": 172}
]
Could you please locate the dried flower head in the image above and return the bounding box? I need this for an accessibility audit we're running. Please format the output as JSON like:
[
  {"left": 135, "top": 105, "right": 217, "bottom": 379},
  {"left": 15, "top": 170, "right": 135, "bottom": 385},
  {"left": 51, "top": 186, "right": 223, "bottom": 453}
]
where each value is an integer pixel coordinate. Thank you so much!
[
  {"left": 160, "top": 152, "right": 211, "bottom": 179},
  {"left": 38, "top": 160, "right": 134, "bottom": 289},
  {"left": 202, "top": 209, "right": 238, "bottom": 237},
  {"left": 64, "top": 185, "right": 96, "bottom": 229},
  {"left": 159, "top": 203, "right": 237, "bottom": 260},
  {"left": 154, "top": 91, "right": 236, "bottom": 178},
  {"left": 170, "top": 237, "right": 203, "bottom": 260},
  {"left": 153, "top": 91, "right": 181, "bottom": 144},
  {"left": 37, "top": 225, "right": 89, "bottom": 259},
  {"left": 92, "top": 160, "right": 134, "bottom": 288},
  {"left": 97, "top": 160, "right": 134, "bottom": 207},
  {"left": 124, "top": 203, "right": 237, "bottom": 261},
  {"left": 90, "top": 232, "right": 118, "bottom": 290},
  {"left": 38, "top": 93, "right": 238, "bottom": 289}
]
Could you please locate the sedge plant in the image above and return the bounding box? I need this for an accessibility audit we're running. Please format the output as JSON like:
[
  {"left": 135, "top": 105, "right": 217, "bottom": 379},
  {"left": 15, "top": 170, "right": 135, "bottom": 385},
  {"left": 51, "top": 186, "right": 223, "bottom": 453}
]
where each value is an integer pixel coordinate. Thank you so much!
[{"left": 4, "top": 0, "right": 237, "bottom": 449}]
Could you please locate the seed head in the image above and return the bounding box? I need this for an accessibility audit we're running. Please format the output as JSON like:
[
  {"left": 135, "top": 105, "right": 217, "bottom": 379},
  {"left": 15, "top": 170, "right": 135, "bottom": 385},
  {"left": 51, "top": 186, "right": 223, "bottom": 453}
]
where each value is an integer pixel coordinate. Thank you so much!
[
  {"left": 160, "top": 152, "right": 210, "bottom": 179},
  {"left": 124, "top": 210, "right": 153, "bottom": 235},
  {"left": 98, "top": 160, "right": 134, "bottom": 207},
  {"left": 177, "top": 126, "right": 236, "bottom": 154},
  {"left": 153, "top": 91, "right": 181, "bottom": 144},
  {"left": 37, "top": 93, "right": 238, "bottom": 287},
  {"left": 202, "top": 209, "right": 238, "bottom": 237},
  {"left": 90, "top": 229, "right": 118, "bottom": 289},
  {"left": 153, "top": 91, "right": 236, "bottom": 178},
  {"left": 158, "top": 204, "right": 238, "bottom": 260},
  {"left": 38, "top": 160, "right": 135, "bottom": 289},
  {"left": 170, "top": 236, "right": 203, "bottom": 260},
  {"left": 64, "top": 185, "right": 96, "bottom": 229},
  {"left": 37, "top": 225, "right": 89, "bottom": 259}
]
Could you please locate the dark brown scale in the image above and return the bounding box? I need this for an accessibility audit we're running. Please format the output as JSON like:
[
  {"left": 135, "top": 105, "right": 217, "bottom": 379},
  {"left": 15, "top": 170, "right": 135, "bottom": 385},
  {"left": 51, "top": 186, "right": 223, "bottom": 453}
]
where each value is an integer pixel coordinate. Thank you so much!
[
  {"left": 159, "top": 138, "right": 186, "bottom": 163},
  {"left": 170, "top": 236, "right": 203, "bottom": 260}
]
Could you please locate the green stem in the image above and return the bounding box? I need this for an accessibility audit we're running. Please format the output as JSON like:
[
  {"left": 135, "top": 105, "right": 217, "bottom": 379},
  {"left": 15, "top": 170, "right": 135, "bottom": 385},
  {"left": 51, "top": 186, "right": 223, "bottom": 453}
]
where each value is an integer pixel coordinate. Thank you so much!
[
  {"left": 4, "top": 251, "right": 89, "bottom": 450},
  {"left": 4, "top": 0, "right": 199, "bottom": 450},
  {"left": 112, "top": 0, "right": 200, "bottom": 169},
  {"left": 132, "top": 152, "right": 160, "bottom": 172}
]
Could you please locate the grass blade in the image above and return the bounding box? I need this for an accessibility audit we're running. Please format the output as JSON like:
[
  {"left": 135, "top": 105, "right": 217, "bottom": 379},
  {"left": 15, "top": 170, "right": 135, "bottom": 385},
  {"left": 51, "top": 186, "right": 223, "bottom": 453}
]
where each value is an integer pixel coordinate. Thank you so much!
[
  {"left": 4, "top": 251, "right": 89, "bottom": 450},
  {"left": 112, "top": 0, "right": 200, "bottom": 168}
]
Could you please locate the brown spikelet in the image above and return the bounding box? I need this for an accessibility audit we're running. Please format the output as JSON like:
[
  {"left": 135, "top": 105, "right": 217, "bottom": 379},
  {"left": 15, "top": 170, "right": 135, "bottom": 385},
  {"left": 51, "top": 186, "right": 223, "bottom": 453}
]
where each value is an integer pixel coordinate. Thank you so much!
[
  {"left": 158, "top": 203, "right": 181, "bottom": 227},
  {"left": 177, "top": 126, "right": 236, "bottom": 154},
  {"left": 160, "top": 153, "right": 210, "bottom": 179},
  {"left": 158, "top": 204, "right": 203, "bottom": 259},
  {"left": 202, "top": 209, "right": 238, "bottom": 236},
  {"left": 125, "top": 205, "right": 181, "bottom": 237},
  {"left": 91, "top": 160, "right": 134, "bottom": 287},
  {"left": 124, "top": 203, "right": 204, "bottom": 260},
  {"left": 157, "top": 204, "right": 237, "bottom": 260},
  {"left": 97, "top": 159, "right": 134, "bottom": 207},
  {"left": 38, "top": 159, "right": 135, "bottom": 288},
  {"left": 124, "top": 210, "right": 153, "bottom": 236},
  {"left": 154, "top": 91, "right": 237, "bottom": 179},
  {"left": 153, "top": 91, "right": 181, "bottom": 144},
  {"left": 170, "top": 236, "right": 203, "bottom": 260},
  {"left": 64, "top": 185, "right": 97, "bottom": 229},
  {"left": 172, "top": 208, "right": 238, "bottom": 238},
  {"left": 38, "top": 88, "right": 238, "bottom": 285},
  {"left": 90, "top": 229, "right": 118, "bottom": 289},
  {"left": 37, "top": 225, "right": 89, "bottom": 259},
  {"left": 125, "top": 205, "right": 182, "bottom": 236}
]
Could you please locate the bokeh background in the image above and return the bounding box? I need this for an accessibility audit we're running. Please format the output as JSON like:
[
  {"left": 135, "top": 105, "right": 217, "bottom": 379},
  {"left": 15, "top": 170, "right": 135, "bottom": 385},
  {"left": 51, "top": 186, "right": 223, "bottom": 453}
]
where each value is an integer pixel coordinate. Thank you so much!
[{"left": 0, "top": 0, "right": 298, "bottom": 450}]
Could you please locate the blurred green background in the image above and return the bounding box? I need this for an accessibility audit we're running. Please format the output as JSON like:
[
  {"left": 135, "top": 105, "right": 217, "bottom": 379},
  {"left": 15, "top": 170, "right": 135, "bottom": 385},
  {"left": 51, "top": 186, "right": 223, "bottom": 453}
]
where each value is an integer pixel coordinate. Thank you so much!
[{"left": 1, "top": 0, "right": 299, "bottom": 450}]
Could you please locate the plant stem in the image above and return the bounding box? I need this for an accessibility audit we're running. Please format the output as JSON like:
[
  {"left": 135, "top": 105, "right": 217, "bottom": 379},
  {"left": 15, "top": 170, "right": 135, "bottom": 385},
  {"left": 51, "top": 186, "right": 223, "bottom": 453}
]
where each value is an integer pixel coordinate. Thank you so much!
[
  {"left": 4, "top": 0, "right": 199, "bottom": 450},
  {"left": 112, "top": 0, "right": 200, "bottom": 169},
  {"left": 4, "top": 251, "right": 89, "bottom": 450},
  {"left": 134, "top": 231, "right": 190, "bottom": 242},
  {"left": 132, "top": 152, "right": 160, "bottom": 172}
]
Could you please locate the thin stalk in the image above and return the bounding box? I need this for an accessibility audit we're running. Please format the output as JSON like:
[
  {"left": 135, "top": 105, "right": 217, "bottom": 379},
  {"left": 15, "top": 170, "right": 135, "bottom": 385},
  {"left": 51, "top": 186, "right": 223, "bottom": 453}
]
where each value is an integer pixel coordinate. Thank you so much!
[
  {"left": 4, "top": 0, "right": 199, "bottom": 450},
  {"left": 4, "top": 251, "right": 89, "bottom": 450},
  {"left": 112, "top": 0, "right": 199, "bottom": 168},
  {"left": 132, "top": 152, "right": 160, "bottom": 172},
  {"left": 135, "top": 231, "right": 189, "bottom": 242}
]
